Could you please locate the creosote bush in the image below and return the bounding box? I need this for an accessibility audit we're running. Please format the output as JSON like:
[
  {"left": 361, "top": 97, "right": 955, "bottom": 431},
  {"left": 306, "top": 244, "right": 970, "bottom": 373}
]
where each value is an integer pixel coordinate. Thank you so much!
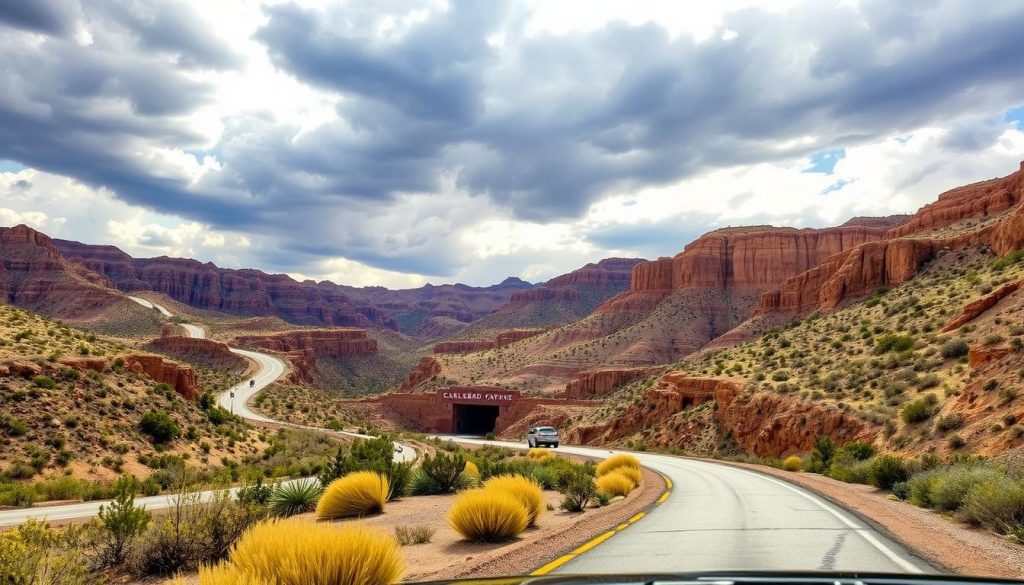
[
  {"left": 782, "top": 456, "right": 803, "bottom": 472},
  {"left": 447, "top": 488, "right": 528, "bottom": 542},
  {"left": 483, "top": 475, "right": 545, "bottom": 526},
  {"left": 316, "top": 472, "right": 388, "bottom": 519},
  {"left": 228, "top": 519, "right": 404, "bottom": 585},
  {"left": 595, "top": 454, "right": 640, "bottom": 477}
]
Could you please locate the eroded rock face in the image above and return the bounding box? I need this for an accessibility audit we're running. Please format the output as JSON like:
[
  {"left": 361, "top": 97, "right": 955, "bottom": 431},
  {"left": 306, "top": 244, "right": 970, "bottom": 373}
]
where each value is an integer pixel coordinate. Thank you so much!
[
  {"left": 943, "top": 279, "right": 1022, "bottom": 332},
  {"left": 233, "top": 329, "right": 377, "bottom": 357},
  {"left": 566, "top": 372, "right": 874, "bottom": 458},
  {"left": 0, "top": 225, "right": 124, "bottom": 320},
  {"left": 754, "top": 163, "right": 1024, "bottom": 319},
  {"left": 59, "top": 357, "right": 108, "bottom": 373},
  {"left": 144, "top": 336, "right": 246, "bottom": 371},
  {"left": 562, "top": 368, "right": 653, "bottom": 399},
  {"left": 53, "top": 239, "right": 539, "bottom": 337},
  {"left": 507, "top": 288, "right": 582, "bottom": 303},
  {"left": 433, "top": 329, "right": 545, "bottom": 354},
  {"left": 968, "top": 345, "right": 1013, "bottom": 368},
  {"left": 123, "top": 354, "right": 200, "bottom": 400},
  {"left": 398, "top": 356, "right": 442, "bottom": 392}
]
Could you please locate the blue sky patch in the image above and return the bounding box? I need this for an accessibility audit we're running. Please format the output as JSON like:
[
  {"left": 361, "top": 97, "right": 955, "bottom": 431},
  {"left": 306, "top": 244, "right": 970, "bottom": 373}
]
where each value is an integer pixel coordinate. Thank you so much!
[
  {"left": 1005, "top": 106, "right": 1024, "bottom": 129},
  {"left": 804, "top": 148, "right": 846, "bottom": 174},
  {"left": 821, "top": 178, "right": 853, "bottom": 194},
  {"left": 0, "top": 160, "right": 25, "bottom": 173}
]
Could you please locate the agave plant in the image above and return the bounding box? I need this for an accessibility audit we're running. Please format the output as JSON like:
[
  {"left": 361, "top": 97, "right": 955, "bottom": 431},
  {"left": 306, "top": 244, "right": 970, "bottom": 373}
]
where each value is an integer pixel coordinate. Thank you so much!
[{"left": 269, "top": 479, "right": 322, "bottom": 517}]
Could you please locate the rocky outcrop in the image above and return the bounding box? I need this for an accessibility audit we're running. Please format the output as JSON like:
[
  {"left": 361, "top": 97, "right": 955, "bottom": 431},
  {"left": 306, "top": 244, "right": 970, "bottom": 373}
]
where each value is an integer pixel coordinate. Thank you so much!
[
  {"left": 0, "top": 225, "right": 125, "bottom": 320},
  {"left": 841, "top": 215, "right": 912, "bottom": 229},
  {"left": 53, "top": 239, "right": 539, "bottom": 337},
  {"left": 566, "top": 372, "right": 874, "bottom": 458},
  {"left": 233, "top": 329, "right": 377, "bottom": 357},
  {"left": 562, "top": 368, "right": 653, "bottom": 399},
  {"left": 398, "top": 356, "right": 442, "bottom": 392},
  {"left": 433, "top": 329, "right": 545, "bottom": 354},
  {"left": 144, "top": 336, "right": 246, "bottom": 371},
  {"left": 123, "top": 354, "right": 200, "bottom": 400},
  {"left": 507, "top": 288, "right": 582, "bottom": 303},
  {"left": 59, "top": 357, "right": 108, "bottom": 373},
  {"left": 0, "top": 360, "right": 43, "bottom": 378},
  {"left": 968, "top": 345, "right": 1013, "bottom": 368},
  {"left": 544, "top": 258, "right": 643, "bottom": 288},
  {"left": 754, "top": 163, "right": 1024, "bottom": 319},
  {"left": 943, "top": 279, "right": 1022, "bottom": 332}
]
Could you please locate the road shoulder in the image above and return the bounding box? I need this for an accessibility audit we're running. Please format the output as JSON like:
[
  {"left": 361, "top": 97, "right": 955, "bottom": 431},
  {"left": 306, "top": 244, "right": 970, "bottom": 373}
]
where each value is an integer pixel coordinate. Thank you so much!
[{"left": 710, "top": 459, "right": 1024, "bottom": 578}]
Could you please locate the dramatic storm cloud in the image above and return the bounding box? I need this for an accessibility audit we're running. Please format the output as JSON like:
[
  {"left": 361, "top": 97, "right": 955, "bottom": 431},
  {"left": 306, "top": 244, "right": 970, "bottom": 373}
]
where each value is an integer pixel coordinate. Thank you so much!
[{"left": 1, "top": 0, "right": 1024, "bottom": 286}]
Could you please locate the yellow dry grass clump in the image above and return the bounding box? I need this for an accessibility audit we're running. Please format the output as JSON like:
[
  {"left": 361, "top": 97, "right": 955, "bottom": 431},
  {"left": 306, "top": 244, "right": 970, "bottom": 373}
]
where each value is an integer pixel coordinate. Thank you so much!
[
  {"left": 464, "top": 460, "right": 479, "bottom": 478},
  {"left": 482, "top": 474, "right": 545, "bottom": 526},
  {"left": 193, "top": 563, "right": 271, "bottom": 585},
  {"left": 611, "top": 465, "right": 641, "bottom": 487},
  {"left": 316, "top": 471, "right": 389, "bottom": 519},
  {"left": 595, "top": 471, "right": 635, "bottom": 498},
  {"left": 229, "top": 518, "right": 404, "bottom": 585},
  {"left": 595, "top": 453, "right": 640, "bottom": 477},
  {"left": 526, "top": 447, "right": 551, "bottom": 460},
  {"left": 447, "top": 488, "right": 529, "bottom": 542},
  {"left": 782, "top": 455, "right": 803, "bottom": 472}
]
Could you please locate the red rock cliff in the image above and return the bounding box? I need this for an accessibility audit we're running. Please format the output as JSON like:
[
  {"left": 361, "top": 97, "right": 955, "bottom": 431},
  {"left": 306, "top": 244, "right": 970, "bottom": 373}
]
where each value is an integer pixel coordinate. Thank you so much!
[
  {"left": 433, "top": 329, "right": 545, "bottom": 354},
  {"left": 144, "top": 336, "right": 246, "bottom": 371},
  {"left": 123, "top": 354, "right": 201, "bottom": 400},
  {"left": 562, "top": 368, "right": 654, "bottom": 399},
  {"left": 233, "top": 329, "right": 377, "bottom": 357},
  {"left": 398, "top": 356, "right": 443, "bottom": 392}
]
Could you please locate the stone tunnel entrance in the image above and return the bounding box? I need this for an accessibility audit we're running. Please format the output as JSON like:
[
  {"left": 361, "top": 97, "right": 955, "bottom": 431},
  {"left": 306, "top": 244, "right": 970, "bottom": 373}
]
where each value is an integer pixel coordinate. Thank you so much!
[{"left": 453, "top": 403, "right": 500, "bottom": 435}]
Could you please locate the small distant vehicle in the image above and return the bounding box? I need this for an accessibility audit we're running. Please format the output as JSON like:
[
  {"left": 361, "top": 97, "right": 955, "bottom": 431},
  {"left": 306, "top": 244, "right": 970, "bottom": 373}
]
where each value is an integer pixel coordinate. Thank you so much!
[
  {"left": 526, "top": 426, "right": 559, "bottom": 448},
  {"left": 249, "top": 379, "right": 255, "bottom": 388}
]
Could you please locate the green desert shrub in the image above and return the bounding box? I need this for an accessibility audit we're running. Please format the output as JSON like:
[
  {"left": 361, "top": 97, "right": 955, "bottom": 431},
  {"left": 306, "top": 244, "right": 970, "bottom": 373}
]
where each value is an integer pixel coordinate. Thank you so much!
[
  {"left": 940, "top": 339, "right": 969, "bottom": 359},
  {"left": 867, "top": 455, "right": 908, "bottom": 490},
  {"left": 782, "top": 456, "right": 803, "bottom": 472},
  {"left": 269, "top": 479, "right": 322, "bottom": 517},
  {"left": 959, "top": 477, "right": 1024, "bottom": 536},
  {"left": 900, "top": 399, "right": 934, "bottom": 424},
  {"left": 139, "top": 410, "right": 180, "bottom": 444}
]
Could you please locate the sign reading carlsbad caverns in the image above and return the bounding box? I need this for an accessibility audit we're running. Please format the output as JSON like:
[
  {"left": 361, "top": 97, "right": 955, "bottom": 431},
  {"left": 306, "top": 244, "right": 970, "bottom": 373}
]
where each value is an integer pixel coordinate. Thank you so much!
[{"left": 441, "top": 390, "right": 517, "bottom": 402}]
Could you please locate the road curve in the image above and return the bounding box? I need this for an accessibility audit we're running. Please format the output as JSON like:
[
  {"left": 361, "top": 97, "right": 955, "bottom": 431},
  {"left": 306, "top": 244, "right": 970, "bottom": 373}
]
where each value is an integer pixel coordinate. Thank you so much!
[
  {"left": 445, "top": 437, "right": 934, "bottom": 575},
  {"left": 0, "top": 297, "right": 412, "bottom": 528}
]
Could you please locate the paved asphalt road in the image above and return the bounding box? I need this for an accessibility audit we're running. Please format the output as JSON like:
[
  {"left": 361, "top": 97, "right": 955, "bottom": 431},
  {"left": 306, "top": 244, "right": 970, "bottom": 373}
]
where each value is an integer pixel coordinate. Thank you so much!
[
  {"left": 446, "top": 437, "right": 934, "bottom": 574},
  {"left": 0, "top": 297, "right": 412, "bottom": 528}
]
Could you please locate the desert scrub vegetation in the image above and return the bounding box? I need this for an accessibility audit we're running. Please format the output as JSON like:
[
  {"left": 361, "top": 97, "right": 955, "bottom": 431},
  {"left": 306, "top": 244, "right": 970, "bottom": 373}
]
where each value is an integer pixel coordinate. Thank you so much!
[
  {"left": 595, "top": 453, "right": 640, "bottom": 477},
  {"left": 268, "top": 478, "right": 322, "bottom": 517},
  {"left": 482, "top": 474, "right": 545, "bottom": 525},
  {"left": 595, "top": 471, "right": 635, "bottom": 498},
  {"left": 447, "top": 488, "right": 529, "bottom": 542},
  {"left": 316, "top": 471, "right": 389, "bottom": 519},
  {"left": 214, "top": 519, "right": 403, "bottom": 585},
  {"left": 782, "top": 455, "right": 803, "bottom": 471},
  {"left": 394, "top": 524, "right": 435, "bottom": 545}
]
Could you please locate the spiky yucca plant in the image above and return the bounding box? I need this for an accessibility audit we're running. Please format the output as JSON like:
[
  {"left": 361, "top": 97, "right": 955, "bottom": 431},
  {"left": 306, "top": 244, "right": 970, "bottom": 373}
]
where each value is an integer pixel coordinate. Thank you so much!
[
  {"left": 483, "top": 474, "right": 545, "bottom": 526},
  {"left": 447, "top": 488, "right": 528, "bottom": 542},
  {"left": 595, "top": 453, "right": 640, "bottom": 476},
  {"left": 595, "top": 471, "right": 635, "bottom": 498},
  {"left": 269, "top": 479, "right": 322, "bottom": 517},
  {"left": 316, "top": 471, "right": 389, "bottom": 519},
  {"left": 229, "top": 519, "right": 403, "bottom": 585}
]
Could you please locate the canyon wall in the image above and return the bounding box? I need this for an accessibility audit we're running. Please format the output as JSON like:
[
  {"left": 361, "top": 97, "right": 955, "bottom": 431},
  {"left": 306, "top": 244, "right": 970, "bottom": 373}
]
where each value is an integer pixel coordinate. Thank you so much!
[
  {"left": 144, "top": 336, "right": 247, "bottom": 371},
  {"left": 123, "top": 354, "right": 201, "bottom": 400},
  {"left": 562, "top": 368, "right": 654, "bottom": 399},
  {"left": 433, "top": 329, "right": 545, "bottom": 354},
  {"left": 233, "top": 329, "right": 377, "bottom": 384}
]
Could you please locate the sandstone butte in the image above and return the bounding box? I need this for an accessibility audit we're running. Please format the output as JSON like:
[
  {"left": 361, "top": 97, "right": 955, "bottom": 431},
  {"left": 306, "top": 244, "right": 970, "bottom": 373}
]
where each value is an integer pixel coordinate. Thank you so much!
[
  {"left": 398, "top": 356, "right": 442, "bottom": 392},
  {"left": 0, "top": 224, "right": 125, "bottom": 320},
  {"left": 433, "top": 328, "right": 546, "bottom": 354},
  {"left": 233, "top": 329, "right": 377, "bottom": 384},
  {"left": 123, "top": 354, "right": 201, "bottom": 400},
  {"left": 144, "top": 335, "right": 246, "bottom": 371},
  {"left": 596, "top": 220, "right": 902, "bottom": 319},
  {"left": 565, "top": 371, "right": 874, "bottom": 458},
  {"left": 754, "top": 161, "right": 1024, "bottom": 318}
]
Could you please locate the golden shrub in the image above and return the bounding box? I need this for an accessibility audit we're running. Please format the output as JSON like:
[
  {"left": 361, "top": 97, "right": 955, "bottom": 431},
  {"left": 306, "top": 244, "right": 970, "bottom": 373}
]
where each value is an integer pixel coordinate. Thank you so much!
[
  {"left": 526, "top": 448, "right": 551, "bottom": 460},
  {"left": 782, "top": 455, "right": 803, "bottom": 472},
  {"left": 612, "top": 465, "right": 642, "bottom": 487},
  {"left": 447, "top": 488, "right": 528, "bottom": 542},
  {"left": 595, "top": 472, "right": 635, "bottom": 498},
  {"left": 483, "top": 474, "right": 545, "bottom": 526},
  {"left": 595, "top": 453, "right": 640, "bottom": 477},
  {"left": 229, "top": 519, "right": 403, "bottom": 585},
  {"left": 463, "top": 460, "right": 479, "bottom": 478},
  {"left": 194, "top": 563, "right": 271, "bottom": 585},
  {"left": 316, "top": 471, "right": 389, "bottom": 519}
]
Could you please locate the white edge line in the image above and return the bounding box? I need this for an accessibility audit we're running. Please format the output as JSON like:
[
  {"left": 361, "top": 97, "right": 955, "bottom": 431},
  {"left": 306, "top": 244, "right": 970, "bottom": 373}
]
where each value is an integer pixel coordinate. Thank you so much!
[{"left": 723, "top": 464, "right": 924, "bottom": 573}]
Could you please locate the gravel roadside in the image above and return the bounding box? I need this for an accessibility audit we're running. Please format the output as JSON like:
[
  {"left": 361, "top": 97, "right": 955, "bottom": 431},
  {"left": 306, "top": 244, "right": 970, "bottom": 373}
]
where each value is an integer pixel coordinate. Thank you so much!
[{"left": 711, "top": 459, "right": 1024, "bottom": 578}]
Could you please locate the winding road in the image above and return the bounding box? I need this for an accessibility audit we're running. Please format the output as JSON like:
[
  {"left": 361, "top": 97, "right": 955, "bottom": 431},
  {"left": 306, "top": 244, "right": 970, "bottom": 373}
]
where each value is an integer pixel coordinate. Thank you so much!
[
  {"left": 0, "top": 296, "right": 412, "bottom": 528},
  {"left": 447, "top": 437, "right": 935, "bottom": 574}
]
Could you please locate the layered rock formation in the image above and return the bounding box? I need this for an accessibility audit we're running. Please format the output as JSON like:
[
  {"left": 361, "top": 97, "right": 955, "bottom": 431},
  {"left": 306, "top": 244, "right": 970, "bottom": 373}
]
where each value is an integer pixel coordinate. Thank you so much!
[
  {"left": 0, "top": 225, "right": 125, "bottom": 320},
  {"left": 566, "top": 372, "right": 874, "bottom": 457},
  {"left": 144, "top": 336, "right": 246, "bottom": 371},
  {"left": 233, "top": 329, "right": 377, "bottom": 384},
  {"left": 53, "top": 239, "right": 537, "bottom": 337},
  {"left": 754, "top": 163, "right": 1024, "bottom": 318},
  {"left": 123, "top": 354, "right": 201, "bottom": 400},
  {"left": 562, "top": 368, "right": 653, "bottom": 399},
  {"left": 943, "top": 279, "right": 1022, "bottom": 332},
  {"left": 398, "top": 356, "right": 442, "bottom": 392},
  {"left": 433, "top": 329, "right": 545, "bottom": 354}
]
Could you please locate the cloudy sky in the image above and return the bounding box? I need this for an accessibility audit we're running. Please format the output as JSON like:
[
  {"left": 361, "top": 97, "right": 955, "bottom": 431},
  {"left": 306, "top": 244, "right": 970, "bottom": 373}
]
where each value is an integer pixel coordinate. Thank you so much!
[{"left": 2, "top": 0, "right": 1023, "bottom": 288}]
